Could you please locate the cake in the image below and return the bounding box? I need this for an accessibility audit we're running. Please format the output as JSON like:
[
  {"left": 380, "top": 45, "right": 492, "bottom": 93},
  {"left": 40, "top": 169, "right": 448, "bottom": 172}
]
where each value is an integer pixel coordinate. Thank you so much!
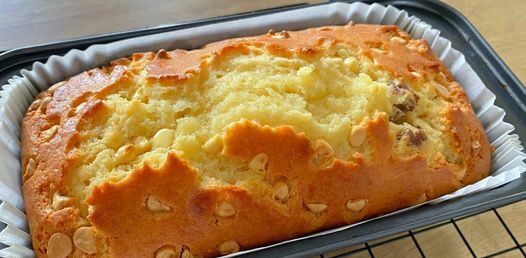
[{"left": 21, "top": 23, "right": 491, "bottom": 258}]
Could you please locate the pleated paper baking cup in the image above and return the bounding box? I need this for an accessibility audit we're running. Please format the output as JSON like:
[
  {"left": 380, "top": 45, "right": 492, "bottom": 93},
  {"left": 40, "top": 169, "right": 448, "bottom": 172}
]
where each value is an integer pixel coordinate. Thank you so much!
[{"left": 1, "top": 2, "right": 525, "bottom": 257}]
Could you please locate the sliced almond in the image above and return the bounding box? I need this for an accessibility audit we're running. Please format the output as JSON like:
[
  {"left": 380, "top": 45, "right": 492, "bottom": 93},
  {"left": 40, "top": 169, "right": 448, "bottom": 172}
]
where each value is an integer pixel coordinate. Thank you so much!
[
  {"left": 438, "top": 71, "right": 448, "bottom": 81},
  {"left": 370, "top": 48, "right": 387, "bottom": 55},
  {"left": 47, "top": 233, "right": 72, "bottom": 258},
  {"left": 116, "top": 144, "right": 139, "bottom": 164},
  {"left": 152, "top": 128, "right": 174, "bottom": 148},
  {"left": 472, "top": 140, "right": 481, "bottom": 155},
  {"left": 414, "top": 193, "right": 428, "bottom": 204},
  {"left": 202, "top": 135, "right": 224, "bottom": 154},
  {"left": 215, "top": 201, "right": 235, "bottom": 217},
  {"left": 311, "top": 139, "right": 334, "bottom": 168},
  {"left": 346, "top": 199, "right": 367, "bottom": 212},
  {"left": 28, "top": 99, "right": 42, "bottom": 112},
  {"left": 343, "top": 57, "right": 360, "bottom": 73},
  {"left": 155, "top": 246, "right": 177, "bottom": 258},
  {"left": 305, "top": 202, "right": 328, "bottom": 213},
  {"left": 24, "top": 158, "right": 36, "bottom": 180},
  {"left": 297, "top": 66, "right": 314, "bottom": 77},
  {"left": 455, "top": 167, "right": 467, "bottom": 181},
  {"left": 349, "top": 126, "right": 366, "bottom": 147},
  {"left": 154, "top": 49, "right": 171, "bottom": 60},
  {"left": 41, "top": 125, "right": 58, "bottom": 142},
  {"left": 417, "top": 44, "right": 428, "bottom": 54},
  {"left": 39, "top": 97, "right": 52, "bottom": 113},
  {"left": 146, "top": 196, "right": 171, "bottom": 212},
  {"left": 134, "top": 136, "right": 151, "bottom": 149},
  {"left": 411, "top": 71, "right": 423, "bottom": 79},
  {"left": 219, "top": 240, "right": 240, "bottom": 255},
  {"left": 337, "top": 48, "right": 349, "bottom": 57},
  {"left": 48, "top": 81, "right": 66, "bottom": 92},
  {"left": 180, "top": 246, "right": 192, "bottom": 258},
  {"left": 390, "top": 36, "right": 407, "bottom": 44},
  {"left": 272, "top": 182, "right": 289, "bottom": 202},
  {"left": 52, "top": 192, "right": 74, "bottom": 211},
  {"left": 74, "top": 102, "right": 87, "bottom": 115},
  {"left": 406, "top": 41, "right": 420, "bottom": 51},
  {"left": 272, "top": 31, "right": 290, "bottom": 39},
  {"left": 73, "top": 227, "right": 97, "bottom": 254},
  {"left": 316, "top": 27, "right": 333, "bottom": 32},
  {"left": 248, "top": 153, "right": 268, "bottom": 173},
  {"left": 406, "top": 40, "right": 428, "bottom": 54},
  {"left": 432, "top": 81, "right": 450, "bottom": 98}
]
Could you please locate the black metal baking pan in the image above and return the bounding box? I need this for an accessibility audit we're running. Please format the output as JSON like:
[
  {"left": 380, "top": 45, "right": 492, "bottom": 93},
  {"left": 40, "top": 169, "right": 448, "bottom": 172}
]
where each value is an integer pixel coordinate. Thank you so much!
[{"left": 1, "top": 0, "right": 525, "bottom": 257}]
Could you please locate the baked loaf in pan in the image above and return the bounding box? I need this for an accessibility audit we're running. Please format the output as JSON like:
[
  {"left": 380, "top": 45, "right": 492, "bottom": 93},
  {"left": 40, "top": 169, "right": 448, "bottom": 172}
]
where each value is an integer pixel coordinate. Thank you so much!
[{"left": 22, "top": 23, "right": 491, "bottom": 258}]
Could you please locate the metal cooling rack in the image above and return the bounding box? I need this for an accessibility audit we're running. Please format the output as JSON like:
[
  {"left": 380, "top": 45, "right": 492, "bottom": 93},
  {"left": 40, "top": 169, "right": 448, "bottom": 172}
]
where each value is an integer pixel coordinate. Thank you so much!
[{"left": 318, "top": 200, "right": 526, "bottom": 258}]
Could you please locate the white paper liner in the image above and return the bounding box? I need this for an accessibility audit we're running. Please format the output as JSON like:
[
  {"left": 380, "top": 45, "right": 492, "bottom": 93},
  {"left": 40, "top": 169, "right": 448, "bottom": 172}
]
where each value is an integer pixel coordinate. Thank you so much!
[{"left": 0, "top": 2, "right": 525, "bottom": 257}]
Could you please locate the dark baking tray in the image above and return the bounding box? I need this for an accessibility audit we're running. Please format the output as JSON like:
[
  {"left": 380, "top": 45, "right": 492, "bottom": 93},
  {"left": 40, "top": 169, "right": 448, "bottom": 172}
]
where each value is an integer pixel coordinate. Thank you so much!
[{"left": 1, "top": 0, "right": 525, "bottom": 257}]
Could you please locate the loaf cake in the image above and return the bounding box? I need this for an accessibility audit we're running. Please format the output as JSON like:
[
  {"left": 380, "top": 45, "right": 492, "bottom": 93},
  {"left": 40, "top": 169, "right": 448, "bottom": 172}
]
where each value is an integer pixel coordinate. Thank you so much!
[{"left": 21, "top": 23, "right": 491, "bottom": 258}]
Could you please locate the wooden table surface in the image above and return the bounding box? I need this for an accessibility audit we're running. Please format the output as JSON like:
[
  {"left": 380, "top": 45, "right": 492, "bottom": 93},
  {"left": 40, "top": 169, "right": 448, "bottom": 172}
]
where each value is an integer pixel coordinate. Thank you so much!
[{"left": 1, "top": 0, "right": 525, "bottom": 257}]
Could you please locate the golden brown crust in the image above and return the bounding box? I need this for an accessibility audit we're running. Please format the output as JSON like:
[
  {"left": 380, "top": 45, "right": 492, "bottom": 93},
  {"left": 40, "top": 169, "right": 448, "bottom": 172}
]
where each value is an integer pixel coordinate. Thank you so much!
[{"left": 21, "top": 23, "right": 491, "bottom": 257}]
